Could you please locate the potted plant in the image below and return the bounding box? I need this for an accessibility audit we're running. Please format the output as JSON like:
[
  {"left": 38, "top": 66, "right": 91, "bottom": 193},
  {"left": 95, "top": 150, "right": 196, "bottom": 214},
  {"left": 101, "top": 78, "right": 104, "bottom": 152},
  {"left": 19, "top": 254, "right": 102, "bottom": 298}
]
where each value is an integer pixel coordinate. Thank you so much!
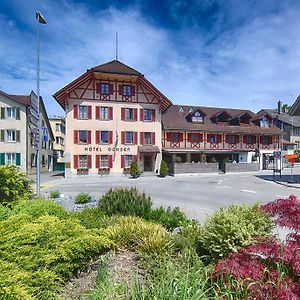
[
  {"left": 77, "top": 168, "right": 89, "bottom": 175},
  {"left": 159, "top": 160, "right": 168, "bottom": 178},
  {"left": 130, "top": 160, "right": 139, "bottom": 178},
  {"left": 98, "top": 168, "right": 110, "bottom": 175}
]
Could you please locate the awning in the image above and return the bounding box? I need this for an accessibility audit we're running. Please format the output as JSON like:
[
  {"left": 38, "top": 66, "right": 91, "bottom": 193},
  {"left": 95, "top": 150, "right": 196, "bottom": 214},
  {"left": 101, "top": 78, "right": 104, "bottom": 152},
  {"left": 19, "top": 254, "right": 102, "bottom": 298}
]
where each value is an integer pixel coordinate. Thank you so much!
[{"left": 138, "top": 146, "right": 160, "bottom": 153}]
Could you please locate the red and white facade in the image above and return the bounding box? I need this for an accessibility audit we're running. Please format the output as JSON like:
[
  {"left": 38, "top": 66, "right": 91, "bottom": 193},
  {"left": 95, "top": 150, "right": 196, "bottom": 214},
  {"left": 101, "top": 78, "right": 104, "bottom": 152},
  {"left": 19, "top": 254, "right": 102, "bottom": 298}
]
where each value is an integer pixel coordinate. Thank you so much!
[{"left": 53, "top": 60, "right": 172, "bottom": 176}]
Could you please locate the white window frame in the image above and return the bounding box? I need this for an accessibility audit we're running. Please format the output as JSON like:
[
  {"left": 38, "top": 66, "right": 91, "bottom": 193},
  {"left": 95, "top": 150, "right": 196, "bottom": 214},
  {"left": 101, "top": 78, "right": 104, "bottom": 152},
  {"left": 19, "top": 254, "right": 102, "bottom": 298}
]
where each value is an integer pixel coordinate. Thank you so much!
[
  {"left": 100, "top": 107, "right": 109, "bottom": 120},
  {"left": 144, "top": 109, "right": 152, "bottom": 122},
  {"left": 78, "top": 155, "right": 88, "bottom": 169},
  {"left": 6, "top": 153, "right": 16, "bottom": 165},
  {"left": 6, "top": 129, "right": 16, "bottom": 142},
  {"left": 100, "top": 155, "right": 109, "bottom": 168},
  {"left": 125, "top": 155, "right": 133, "bottom": 168},
  {"left": 78, "top": 105, "right": 88, "bottom": 119},
  {"left": 144, "top": 132, "right": 152, "bottom": 145},
  {"left": 125, "top": 131, "right": 134, "bottom": 144},
  {"left": 125, "top": 108, "right": 134, "bottom": 121},
  {"left": 101, "top": 83, "right": 109, "bottom": 95},
  {"left": 100, "top": 131, "right": 109, "bottom": 143},
  {"left": 7, "top": 107, "right": 17, "bottom": 119},
  {"left": 123, "top": 85, "right": 131, "bottom": 96},
  {"left": 78, "top": 130, "right": 88, "bottom": 143}
]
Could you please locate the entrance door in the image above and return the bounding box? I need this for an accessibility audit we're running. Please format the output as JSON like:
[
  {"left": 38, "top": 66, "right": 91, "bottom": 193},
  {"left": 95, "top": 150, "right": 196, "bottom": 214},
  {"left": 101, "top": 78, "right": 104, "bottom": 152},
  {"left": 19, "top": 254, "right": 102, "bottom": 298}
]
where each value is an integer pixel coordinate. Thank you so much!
[{"left": 144, "top": 155, "right": 153, "bottom": 171}]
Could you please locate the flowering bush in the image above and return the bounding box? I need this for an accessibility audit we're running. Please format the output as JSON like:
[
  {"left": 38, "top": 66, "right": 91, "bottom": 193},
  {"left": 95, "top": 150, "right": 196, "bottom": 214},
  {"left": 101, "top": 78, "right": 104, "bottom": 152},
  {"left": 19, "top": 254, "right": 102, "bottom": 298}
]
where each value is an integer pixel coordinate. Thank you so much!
[{"left": 213, "top": 195, "right": 300, "bottom": 299}]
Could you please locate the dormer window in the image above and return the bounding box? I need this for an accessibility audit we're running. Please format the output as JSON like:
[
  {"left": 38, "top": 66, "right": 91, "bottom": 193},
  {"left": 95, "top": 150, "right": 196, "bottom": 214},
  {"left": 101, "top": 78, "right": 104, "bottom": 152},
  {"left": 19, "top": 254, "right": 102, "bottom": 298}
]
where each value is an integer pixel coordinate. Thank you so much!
[
  {"left": 192, "top": 111, "right": 204, "bottom": 123},
  {"left": 179, "top": 106, "right": 184, "bottom": 112},
  {"left": 260, "top": 116, "right": 269, "bottom": 127}
]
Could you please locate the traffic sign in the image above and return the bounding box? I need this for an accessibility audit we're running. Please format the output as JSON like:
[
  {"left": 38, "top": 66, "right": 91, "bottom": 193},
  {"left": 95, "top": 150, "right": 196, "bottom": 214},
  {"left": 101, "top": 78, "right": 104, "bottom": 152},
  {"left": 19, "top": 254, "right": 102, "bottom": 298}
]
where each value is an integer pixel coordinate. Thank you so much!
[{"left": 273, "top": 151, "right": 281, "bottom": 159}]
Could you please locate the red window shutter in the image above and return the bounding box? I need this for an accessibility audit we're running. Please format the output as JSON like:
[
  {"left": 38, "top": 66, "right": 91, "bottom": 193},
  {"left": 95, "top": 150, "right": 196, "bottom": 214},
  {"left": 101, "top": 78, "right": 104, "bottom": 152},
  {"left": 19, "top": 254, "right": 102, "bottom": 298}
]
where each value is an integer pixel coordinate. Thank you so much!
[
  {"left": 187, "top": 133, "right": 191, "bottom": 142},
  {"left": 118, "top": 84, "right": 123, "bottom": 95},
  {"left": 88, "top": 106, "right": 92, "bottom": 119},
  {"left": 225, "top": 135, "right": 229, "bottom": 143},
  {"left": 207, "top": 134, "right": 211, "bottom": 141},
  {"left": 152, "top": 109, "right": 156, "bottom": 121},
  {"left": 235, "top": 135, "right": 240, "bottom": 143},
  {"left": 96, "top": 155, "right": 100, "bottom": 168},
  {"left": 108, "top": 155, "right": 113, "bottom": 168},
  {"left": 217, "top": 135, "right": 222, "bottom": 143},
  {"left": 134, "top": 109, "right": 138, "bottom": 121},
  {"left": 133, "top": 155, "right": 137, "bottom": 161},
  {"left": 134, "top": 132, "right": 138, "bottom": 144},
  {"left": 96, "top": 83, "right": 100, "bottom": 94},
  {"left": 121, "top": 108, "right": 125, "bottom": 121},
  {"left": 96, "top": 130, "right": 100, "bottom": 144},
  {"left": 179, "top": 133, "right": 183, "bottom": 142},
  {"left": 88, "top": 155, "right": 92, "bottom": 169},
  {"left": 253, "top": 136, "right": 257, "bottom": 144},
  {"left": 96, "top": 106, "right": 100, "bottom": 119},
  {"left": 152, "top": 132, "right": 155, "bottom": 145},
  {"left": 121, "top": 155, "right": 125, "bottom": 168},
  {"left": 74, "top": 130, "right": 78, "bottom": 144},
  {"left": 109, "top": 107, "right": 113, "bottom": 120},
  {"left": 269, "top": 136, "right": 272, "bottom": 144},
  {"left": 88, "top": 130, "right": 91, "bottom": 144},
  {"left": 243, "top": 135, "right": 247, "bottom": 143},
  {"left": 140, "top": 108, "right": 144, "bottom": 121},
  {"left": 109, "top": 84, "right": 114, "bottom": 95},
  {"left": 166, "top": 132, "right": 171, "bottom": 141},
  {"left": 73, "top": 155, "right": 78, "bottom": 169},
  {"left": 121, "top": 131, "right": 125, "bottom": 144},
  {"left": 131, "top": 86, "right": 135, "bottom": 96},
  {"left": 109, "top": 131, "right": 113, "bottom": 144},
  {"left": 74, "top": 105, "right": 78, "bottom": 119},
  {"left": 140, "top": 132, "right": 144, "bottom": 145},
  {"left": 199, "top": 133, "right": 203, "bottom": 142}
]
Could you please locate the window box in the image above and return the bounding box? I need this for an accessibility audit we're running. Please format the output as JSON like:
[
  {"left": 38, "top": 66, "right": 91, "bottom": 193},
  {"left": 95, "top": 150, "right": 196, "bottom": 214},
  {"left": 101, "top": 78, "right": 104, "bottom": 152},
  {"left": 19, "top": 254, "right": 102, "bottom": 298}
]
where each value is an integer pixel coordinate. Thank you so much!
[
  {"left": 77, "top": 168, "right": 89, "bottom": 175},
  {"left": 98, "top": 168, "right": 110, "bottom": 176},
  {"left": 123, "top": 167, "right": 130, "bottom": 175}
]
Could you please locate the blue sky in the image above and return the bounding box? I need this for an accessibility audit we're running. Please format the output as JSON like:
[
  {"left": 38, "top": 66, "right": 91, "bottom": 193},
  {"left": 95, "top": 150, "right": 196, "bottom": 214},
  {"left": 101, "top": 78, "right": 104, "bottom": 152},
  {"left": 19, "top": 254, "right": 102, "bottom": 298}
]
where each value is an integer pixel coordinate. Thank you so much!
[{"left": 1, "top": 0, "right": 300, "bottom": 116}]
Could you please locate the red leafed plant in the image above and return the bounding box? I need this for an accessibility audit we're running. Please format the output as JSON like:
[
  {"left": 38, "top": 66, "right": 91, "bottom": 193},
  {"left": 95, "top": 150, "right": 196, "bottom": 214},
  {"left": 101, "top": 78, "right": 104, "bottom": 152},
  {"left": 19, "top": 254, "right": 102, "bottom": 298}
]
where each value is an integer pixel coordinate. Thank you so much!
[{"left": 213, "top": 195, "right": 300, "bottom": 299}]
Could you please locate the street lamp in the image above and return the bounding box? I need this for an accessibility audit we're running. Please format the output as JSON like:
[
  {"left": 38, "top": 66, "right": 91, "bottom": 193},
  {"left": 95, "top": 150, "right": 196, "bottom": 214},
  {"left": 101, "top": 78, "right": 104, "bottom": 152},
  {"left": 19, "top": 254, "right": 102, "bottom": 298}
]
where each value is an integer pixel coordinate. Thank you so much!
[{"left": 36, "top": 11, "right": 46, "bottom": 195}]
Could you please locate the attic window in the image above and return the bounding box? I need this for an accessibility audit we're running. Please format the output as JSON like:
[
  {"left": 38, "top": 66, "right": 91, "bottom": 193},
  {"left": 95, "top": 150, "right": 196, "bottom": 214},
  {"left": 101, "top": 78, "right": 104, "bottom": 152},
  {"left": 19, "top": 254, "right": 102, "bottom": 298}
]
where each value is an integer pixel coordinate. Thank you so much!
[
  {"left": 179, "top": 107, "right": 184, "bottom": 112},
  {"left": 260, "top": 116, "right": 269, "bottom": 127},
  {"left": 192, "top": 111, "right": 203, "bottom": 123},
  {"left": 189, "top": 107, "right": 193, "bottom": 113}
]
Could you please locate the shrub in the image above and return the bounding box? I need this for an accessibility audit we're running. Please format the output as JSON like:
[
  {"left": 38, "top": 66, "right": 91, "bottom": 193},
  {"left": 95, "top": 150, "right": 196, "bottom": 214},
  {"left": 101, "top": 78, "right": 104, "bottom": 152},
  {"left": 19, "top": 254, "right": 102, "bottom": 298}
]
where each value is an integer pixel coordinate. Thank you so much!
[
  {"left": 75, "top": 192, "right": 91, "bottom": 204},
  {"left": 0, "top": 165, "right": 32, "bottom": 208},
  {"left": 129, "top": 160, "right": 139, "bottom": 178},
  {"left": 0, "top": 213, "right": 113, "bottom": 299},
  {"left": 13, "top": 198, "right": 69, "bottom": 219},
  {"left": 159, "top": 160, "right": 168, "bottom": 177},
  {"left": 104, "top": 216, "right": 173, "bottom": 256},
  {"left": 198, "top": 203, "right": 273, "bottom": 260},
  {"left": 0, "top": 204, "right": 12, "bottom": 221},
  {"left": 73, "top": 208, "right": 108, "bottom": 229},
  {"left": 49, "top": 190, "right": 60, "bottom": 199},
  {"left": 148, "top": 206, "right": 191, "bottom": 231},
  {"left": 98, "top": 187, "right": 152, "bottom": 218}
]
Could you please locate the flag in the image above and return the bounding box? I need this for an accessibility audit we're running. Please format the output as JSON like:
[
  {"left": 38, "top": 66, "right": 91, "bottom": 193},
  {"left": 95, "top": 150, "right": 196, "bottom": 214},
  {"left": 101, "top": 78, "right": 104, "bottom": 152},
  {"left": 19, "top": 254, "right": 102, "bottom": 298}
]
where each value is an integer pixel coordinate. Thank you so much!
[{"left": 36, "top": 12, "right": 46, "bottom": 24}]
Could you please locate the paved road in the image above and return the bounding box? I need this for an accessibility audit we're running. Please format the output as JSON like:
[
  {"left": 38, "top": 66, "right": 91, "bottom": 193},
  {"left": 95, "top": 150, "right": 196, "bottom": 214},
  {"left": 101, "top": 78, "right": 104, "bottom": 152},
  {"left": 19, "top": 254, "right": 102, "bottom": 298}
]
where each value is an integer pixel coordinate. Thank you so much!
[{"left": 41, "top": 170, "right": 300, "bottom": 224}]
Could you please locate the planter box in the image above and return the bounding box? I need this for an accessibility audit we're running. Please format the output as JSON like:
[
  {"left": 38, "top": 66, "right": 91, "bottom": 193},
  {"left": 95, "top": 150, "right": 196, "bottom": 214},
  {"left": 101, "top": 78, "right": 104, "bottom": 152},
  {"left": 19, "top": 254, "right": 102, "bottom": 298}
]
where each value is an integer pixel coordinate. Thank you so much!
[
  {"left": 123, "top": 168, "right": 130, "bottom": 175},
  {"left": 98, "top": 168, "right": 110, "bottom": 176},
  {"left": 225, "top": 163, "right": 260, "bottom": 172},
  {"left": 77, "top": 168, "right": 89, "bottom": 175},
  {"left": 168, "top": 162, "right": 219, "bottom": 174}
]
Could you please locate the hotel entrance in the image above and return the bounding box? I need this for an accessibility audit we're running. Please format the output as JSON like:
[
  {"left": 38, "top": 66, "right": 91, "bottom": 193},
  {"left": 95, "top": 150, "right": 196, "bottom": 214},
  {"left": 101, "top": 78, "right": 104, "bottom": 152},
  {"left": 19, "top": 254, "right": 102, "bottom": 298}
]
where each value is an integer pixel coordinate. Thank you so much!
[
  {"left": 138, "top": 145, "right": 160, "bottom": 174},
  {"left": 143, "top": 154, "right": 153, "bottom": 171}
]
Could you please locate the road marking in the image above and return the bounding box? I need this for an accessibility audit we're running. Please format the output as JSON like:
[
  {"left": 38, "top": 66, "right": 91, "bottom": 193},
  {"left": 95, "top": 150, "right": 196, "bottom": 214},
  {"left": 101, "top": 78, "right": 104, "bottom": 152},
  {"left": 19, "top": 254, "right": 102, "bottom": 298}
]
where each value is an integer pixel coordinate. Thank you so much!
[
  {"left": 240, "top": 189, "right": 257, "bottom": 194},
  {"left": 223, "top": 185, "right": 233, "bottom": 189},
  {"left": 218, "top": 180, "right": 222, "bottom": 185},
  {"left": 84, "top": 183, "right": 99, "bottom": 186},
  {"left": 275, "top": 195, "right": 289, "bottom": 198}
]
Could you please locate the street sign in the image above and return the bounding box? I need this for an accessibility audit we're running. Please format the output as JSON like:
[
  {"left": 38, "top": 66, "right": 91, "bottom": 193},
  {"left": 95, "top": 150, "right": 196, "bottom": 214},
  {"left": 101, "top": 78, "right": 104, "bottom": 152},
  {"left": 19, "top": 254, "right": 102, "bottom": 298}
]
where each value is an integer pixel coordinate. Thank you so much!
[
  {"left": 42, "top": 127, "right": 48, "bottom": 142},
  {"left": 273, "top": 151, "right": 281, "bottom": 159}
]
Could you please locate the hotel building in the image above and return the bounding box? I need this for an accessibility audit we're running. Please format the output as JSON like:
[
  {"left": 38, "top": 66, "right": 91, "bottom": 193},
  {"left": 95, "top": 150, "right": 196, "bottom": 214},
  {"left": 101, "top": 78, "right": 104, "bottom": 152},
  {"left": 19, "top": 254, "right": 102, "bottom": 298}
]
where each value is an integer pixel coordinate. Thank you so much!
[
  {"left": 54, "top": 60, "right": 281, "bottom": 176},
  {"left": 53, "top": 60, "right": 172, "bottom": 176}
]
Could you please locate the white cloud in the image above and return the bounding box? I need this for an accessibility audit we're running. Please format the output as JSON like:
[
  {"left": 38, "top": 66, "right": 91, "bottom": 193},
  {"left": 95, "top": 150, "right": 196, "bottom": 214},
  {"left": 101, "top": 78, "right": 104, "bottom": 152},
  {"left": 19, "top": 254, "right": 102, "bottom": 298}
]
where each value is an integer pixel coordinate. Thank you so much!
[{"left": 0, "top": 0, "right": 300, "bottom": 116}]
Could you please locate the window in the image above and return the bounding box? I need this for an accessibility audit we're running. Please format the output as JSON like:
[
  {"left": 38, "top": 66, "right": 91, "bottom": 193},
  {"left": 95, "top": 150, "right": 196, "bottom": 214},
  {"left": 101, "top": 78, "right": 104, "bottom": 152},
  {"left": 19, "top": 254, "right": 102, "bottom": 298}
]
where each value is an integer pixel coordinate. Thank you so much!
[
  {"left": 55, "top": 123, "right": 60, "bottom": 132},
  {"left": 78, "top": 155, "right": 88, "bottom": 168},
  {"left": 227, "top": 135, "right": 237, "bottom": 144},
  {"left": 144, "top": 109, "right": 152, "bottom": 121},
  {"left": 209, "top": 135, "right": 217, "bottom": 144},
  {"left": 123, "top": 85, "right": 131, "bottom": 96},
  {"left": 171, "top": 133, "right": 179, "bottom": 143},
  {"left": 100, "top": 155, "right": 109, "bottom": 168},
  {"left": 192, "top": 111, "right": 203, "bottom": 123},
  {"left": 79, "top": 105, "right": 88, "bottom": 119},
  {"left": 125, "top": 155, "right": 133, "bottom": 168},
  {"left": 144, "top": 132, "right": 152, "bottom": 145},
  {"left": 56, "top": 137, "right": 64, "bottom": 145},
  {"left": 262, "top": 136, "right": 271, "bottom": 145},
  {"left": 260, "top": 117, "right": 269, "bottom": 127},
  {"left": 191, "top": 133, "right": 200, "bottom": 143},
  {"left": 6, "top": 153, "right": 16, "bottom": 165},
  {"left": 7, "top": 107, "right": 17, "bottom": 119},
  {"left": 101, "top": 83, "right": 109, "bottom": 95},
  {"left": 100, "top": 107, "right": 109, "bottom": 120},
  {"left": 78, "top": 130, "right": 88, "bottom": 143},
  {"left": 100, "top": 131, "right": 109, "bottom": 143},
  {"left": 245, "top": 135, "right": 254, "bottom": 144},
  {"left": 125, "top": 131, "right": 134, "bottom": 144},
  {"left": 31, "top": 154, "right": 36, "bottom": 167},
  {"left": 7, "top": 130, "right": 16, "bottom": 142},
  {"left": 42, "top": 155, "right": 45, "bottom": 167},
  {"left": 294, "top": 128, "right": 300, "bottom": 136},
  {"left": 125, "top": 108, "right": 134, "bottom": 121}
]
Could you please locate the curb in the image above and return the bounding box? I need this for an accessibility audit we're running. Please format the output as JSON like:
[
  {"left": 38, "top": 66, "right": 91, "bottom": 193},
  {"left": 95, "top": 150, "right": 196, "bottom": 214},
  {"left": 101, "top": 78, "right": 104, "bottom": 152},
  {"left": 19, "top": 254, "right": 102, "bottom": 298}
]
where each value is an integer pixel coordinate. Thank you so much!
[{"left": 274, "top": 180, "right": 300, "bottom": 189}]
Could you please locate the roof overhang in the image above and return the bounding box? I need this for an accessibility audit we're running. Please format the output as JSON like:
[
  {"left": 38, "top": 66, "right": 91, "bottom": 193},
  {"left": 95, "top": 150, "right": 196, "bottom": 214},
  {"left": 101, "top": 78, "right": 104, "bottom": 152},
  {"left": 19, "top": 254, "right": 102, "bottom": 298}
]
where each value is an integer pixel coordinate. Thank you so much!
[{"left": 138, "top": 145, "right": 160, "bottom": 153}]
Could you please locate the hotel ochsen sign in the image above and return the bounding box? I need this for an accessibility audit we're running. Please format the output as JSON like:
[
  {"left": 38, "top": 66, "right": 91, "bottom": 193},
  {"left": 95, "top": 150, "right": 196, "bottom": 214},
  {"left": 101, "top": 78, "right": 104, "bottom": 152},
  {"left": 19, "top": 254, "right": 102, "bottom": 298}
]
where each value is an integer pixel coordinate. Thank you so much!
[{"left": 84, "top": 146, "right": 131, "bottom": 152}]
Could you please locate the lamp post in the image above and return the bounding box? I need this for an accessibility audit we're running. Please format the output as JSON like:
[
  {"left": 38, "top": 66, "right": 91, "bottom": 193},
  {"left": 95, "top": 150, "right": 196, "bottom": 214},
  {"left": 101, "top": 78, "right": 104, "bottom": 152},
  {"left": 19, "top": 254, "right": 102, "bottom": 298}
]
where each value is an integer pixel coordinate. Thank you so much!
[{"left": 36, "top": 11, "right": 46, "bottom": 195}]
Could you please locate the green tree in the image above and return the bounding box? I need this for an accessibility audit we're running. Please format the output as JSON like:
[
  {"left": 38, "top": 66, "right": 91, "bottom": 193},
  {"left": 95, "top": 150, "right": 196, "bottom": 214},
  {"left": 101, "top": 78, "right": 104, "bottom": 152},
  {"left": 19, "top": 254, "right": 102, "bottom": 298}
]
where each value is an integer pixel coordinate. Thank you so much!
[
  {"left": 159, "top": 160, "right": 168, "bottom": 177},
  {"left": 130, "top": 160, "right": 139, "bottom": 178}
]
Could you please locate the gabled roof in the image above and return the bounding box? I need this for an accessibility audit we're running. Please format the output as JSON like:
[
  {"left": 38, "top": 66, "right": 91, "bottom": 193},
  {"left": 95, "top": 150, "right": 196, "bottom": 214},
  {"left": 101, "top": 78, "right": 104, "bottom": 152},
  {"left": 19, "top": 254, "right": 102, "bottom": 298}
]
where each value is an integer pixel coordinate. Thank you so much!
[
  {"left": 259, "top": 108, "right": 300, "bottom": 127},
  {"left": 89, "top": 60, "right": 141, "bottom": 76},
  {"left": 212, "top": 110, "right": 231, "bottom": 118},
  {"left": 290, "top": 94, "right": 300, "bottom": 116},
  {"left": 162, "top": 105, "right": 281, "bottom": 134},
  {"left": 0, "top": 90, "right": 30, "bottom": 106}
]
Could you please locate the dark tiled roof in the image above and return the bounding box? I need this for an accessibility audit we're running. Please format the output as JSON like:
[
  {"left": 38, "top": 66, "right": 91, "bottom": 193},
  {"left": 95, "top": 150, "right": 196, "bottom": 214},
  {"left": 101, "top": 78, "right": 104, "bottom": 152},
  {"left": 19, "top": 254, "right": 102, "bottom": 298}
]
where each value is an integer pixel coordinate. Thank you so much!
[
  {"left": 0, "top": 90, "right": 30, "bottom": 106},
  {"left": 90, "top": 60, "right": 141, "bottom": 76},
  {"left": 162, "top": 105, "right": 281, "bottom": 134},
  {"left": 259, "top": 108, "right": 300, "bottom": 127}
]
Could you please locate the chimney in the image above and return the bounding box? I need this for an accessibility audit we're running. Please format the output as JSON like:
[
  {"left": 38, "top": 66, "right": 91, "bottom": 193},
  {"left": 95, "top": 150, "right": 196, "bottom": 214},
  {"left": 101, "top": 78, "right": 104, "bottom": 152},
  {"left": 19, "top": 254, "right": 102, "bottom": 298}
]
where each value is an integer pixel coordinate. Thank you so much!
[{"left": 278, "top": 100, "right": 282, "bottom": 114}]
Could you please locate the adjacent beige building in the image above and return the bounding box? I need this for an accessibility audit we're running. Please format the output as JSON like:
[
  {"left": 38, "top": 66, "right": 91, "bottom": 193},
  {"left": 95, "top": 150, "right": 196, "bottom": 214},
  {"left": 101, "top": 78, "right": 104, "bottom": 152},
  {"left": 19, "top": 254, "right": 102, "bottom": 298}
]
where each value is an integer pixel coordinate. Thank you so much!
[
  {"left": 53, "top": 60, "right": 172, "bottom": 177},
  {"left": 0, "top": 90, "right": 54, "bottom": 174}
]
